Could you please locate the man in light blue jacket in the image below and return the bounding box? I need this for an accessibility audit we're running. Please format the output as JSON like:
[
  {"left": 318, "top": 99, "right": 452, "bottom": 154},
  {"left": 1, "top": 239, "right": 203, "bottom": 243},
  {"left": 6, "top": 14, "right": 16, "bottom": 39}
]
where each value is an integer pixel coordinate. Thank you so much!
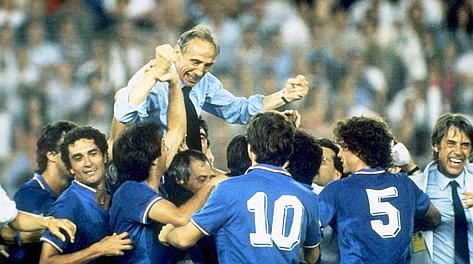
[{"left": 410, "top": 113, "right": 473, "bottom": 264}]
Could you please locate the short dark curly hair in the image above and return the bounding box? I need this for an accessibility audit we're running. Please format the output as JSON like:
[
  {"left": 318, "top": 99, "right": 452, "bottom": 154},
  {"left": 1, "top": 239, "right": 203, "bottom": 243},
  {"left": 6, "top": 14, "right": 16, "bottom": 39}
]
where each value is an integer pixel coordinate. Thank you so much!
[
  {"left": 60, "top": 126, "right": 108, "bottom": 171},
  {"left": 246, "top": 112, "right": 296, "bottom": 167},
  {"left": 288, "top": 129, "right": 323, "bottom": 185},
  {"left": 113, "top": 122, "right": 165, "bottom": 183},
  {"left": 36, "top": 121, "right": 77, "bottom": 174},
  {"left": 333, "top": 116, "right": 393, "bottom": 169}
]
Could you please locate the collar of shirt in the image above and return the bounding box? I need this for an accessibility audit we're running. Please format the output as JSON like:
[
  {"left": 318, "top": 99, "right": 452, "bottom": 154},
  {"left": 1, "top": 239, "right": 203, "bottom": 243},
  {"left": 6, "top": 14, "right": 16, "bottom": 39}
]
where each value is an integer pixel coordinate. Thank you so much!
[
  {"left": 353, "top": 167, "right": 386, "bottom": 175},
  {"left": 71, "top": 180, "right": 97, "bottom": 201},
  {"left": 433, "top": 164, "right": 466, "bottom": 191},
  {"left": 245, "top": 163, "right": 292, "bottom": 177},
  {"left": 33, "top": 173, "right": 58, "bottom": 198}
]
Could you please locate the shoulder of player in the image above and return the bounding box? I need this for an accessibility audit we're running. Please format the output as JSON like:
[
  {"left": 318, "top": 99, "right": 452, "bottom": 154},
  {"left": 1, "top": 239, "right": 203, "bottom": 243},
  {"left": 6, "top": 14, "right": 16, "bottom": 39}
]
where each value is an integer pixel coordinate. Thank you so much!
[
  {"left": 112, "top": 181, "right": 157, "bottom": 202},
  {"left": 13, "top": 181, "right": 45, "bottom": 200}
]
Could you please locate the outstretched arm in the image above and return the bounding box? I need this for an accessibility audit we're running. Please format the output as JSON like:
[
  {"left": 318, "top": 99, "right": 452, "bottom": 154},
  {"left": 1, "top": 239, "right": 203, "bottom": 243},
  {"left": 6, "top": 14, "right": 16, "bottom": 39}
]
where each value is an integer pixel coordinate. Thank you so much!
[
  {"left": 9, "top": 212, "right": 76, "bottom": 243},
  {"left": 40, "top": 232, "right": 132, "bottom": 264}
]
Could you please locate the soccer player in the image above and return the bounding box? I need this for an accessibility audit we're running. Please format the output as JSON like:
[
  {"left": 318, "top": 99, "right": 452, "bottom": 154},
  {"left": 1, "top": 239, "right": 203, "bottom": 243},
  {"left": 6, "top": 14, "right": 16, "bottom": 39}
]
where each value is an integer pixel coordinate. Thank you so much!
[
  {"left": 39, "top": 126, "right": 132, "bottom": 264},
  {"left": 318, "top": 116, "right": 440, "bottom": 263},
  {"left": 2, "top": 121, "right": 77, "bottom": 264},
  {"left": 159, "top": 111, "right": 321, "bottom": 264}
]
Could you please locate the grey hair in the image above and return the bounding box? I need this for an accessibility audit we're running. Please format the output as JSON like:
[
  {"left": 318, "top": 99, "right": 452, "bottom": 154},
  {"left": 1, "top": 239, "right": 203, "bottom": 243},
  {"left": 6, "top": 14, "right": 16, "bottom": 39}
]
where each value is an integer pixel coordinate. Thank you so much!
[{"left": 177, "top": 24, "right": 220, "bottom": 56}]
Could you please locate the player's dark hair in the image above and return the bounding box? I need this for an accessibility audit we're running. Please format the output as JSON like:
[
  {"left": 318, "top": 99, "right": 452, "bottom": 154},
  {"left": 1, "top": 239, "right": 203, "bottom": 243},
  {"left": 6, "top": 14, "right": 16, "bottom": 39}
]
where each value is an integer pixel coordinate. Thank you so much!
[
  {"left": 112, "top": 122, "right": 164, "bottom": 183},
  {"left": 315, "top": 137, "right": 346, "bottom": 178},
  {"left": 36, "top": 121, "right": 77, "bottom": 174},
  {"left": 333, "top": 116, "right": 393, "bottom": 169},
  {"left": 60, "top": 126, "right": 108, "bottom": 171},
  {"left": 226, "top": 134, "right": 251, "bottom": 177},
  {"left": 288, "top": 129, "right": 323, "bottom": 185},
  {"left": 431, "top": 112, "right": 473, "bottom": 160},
  {"left": 246, "top": 112, "right": 296, "bottom": 167}
]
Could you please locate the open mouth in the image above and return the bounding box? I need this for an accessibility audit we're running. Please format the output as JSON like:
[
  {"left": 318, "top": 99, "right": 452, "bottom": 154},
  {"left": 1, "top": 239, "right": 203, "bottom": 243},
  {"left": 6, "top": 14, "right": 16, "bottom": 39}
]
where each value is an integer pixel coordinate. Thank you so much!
[
  {"left": 186, "top": 73, "right": 200, "bottom": 84},
  {"left": 85, "top": 168, "right": 97, "bottom": 176}
]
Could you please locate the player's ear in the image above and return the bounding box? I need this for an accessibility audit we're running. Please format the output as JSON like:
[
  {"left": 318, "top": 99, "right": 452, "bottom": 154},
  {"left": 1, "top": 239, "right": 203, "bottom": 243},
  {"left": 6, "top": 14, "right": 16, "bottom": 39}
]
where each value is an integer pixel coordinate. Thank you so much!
[
  {"left": 433, "top": 145, "right": 439, "bottom": 153},
  {"left": 247, "top": 144, "right": 257, "bottom": 166}
]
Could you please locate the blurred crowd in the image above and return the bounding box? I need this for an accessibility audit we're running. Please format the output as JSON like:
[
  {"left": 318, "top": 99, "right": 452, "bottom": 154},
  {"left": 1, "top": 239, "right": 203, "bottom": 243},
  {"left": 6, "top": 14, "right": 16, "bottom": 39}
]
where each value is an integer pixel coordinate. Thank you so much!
[{"left": 1, "top": 0, "right": 473, "bottom": 195}]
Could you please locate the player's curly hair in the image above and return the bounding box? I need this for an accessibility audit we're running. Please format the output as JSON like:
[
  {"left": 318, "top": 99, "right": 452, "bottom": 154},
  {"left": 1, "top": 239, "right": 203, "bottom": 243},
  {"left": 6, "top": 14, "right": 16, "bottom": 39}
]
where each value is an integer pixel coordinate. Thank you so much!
[
  {"left": 333, "top": 116, "right": 393, "bottom": 169},
  {"left": 113, "top": 122, "right": 164, "bottom": 183}
]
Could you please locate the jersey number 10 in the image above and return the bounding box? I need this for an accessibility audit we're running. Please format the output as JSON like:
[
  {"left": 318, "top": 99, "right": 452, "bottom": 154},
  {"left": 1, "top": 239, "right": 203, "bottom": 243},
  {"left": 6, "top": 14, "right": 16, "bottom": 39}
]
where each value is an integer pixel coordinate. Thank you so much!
[{"left": 247, "top": 192, "right": 303, "bottom": 251}]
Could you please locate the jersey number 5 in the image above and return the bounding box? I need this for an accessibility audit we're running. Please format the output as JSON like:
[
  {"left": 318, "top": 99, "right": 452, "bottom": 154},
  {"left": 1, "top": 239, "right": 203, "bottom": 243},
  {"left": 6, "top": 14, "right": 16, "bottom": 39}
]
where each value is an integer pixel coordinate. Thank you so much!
[
  {"left": 247, "top": 192, "right": 303, "bottom": 250},
  {"left": 366, "top": 187, "right": 401, "bottom": 238}
]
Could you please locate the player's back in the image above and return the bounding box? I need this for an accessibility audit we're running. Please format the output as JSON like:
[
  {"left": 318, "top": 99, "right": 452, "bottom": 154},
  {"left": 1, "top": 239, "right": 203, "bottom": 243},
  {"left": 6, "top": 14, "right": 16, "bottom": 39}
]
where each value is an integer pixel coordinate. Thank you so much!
[
  {"left": 192, "top": 164, "right": 320, "bottom": 264},
  {"left": 318, "top": 168, "right": 430, "bottom": 264}
]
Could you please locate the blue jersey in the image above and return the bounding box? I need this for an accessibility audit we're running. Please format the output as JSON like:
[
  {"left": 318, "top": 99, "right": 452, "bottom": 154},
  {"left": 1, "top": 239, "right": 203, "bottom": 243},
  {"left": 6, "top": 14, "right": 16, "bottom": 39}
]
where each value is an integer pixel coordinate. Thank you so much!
[
  {"left": 318, "top": 168, "right": 431, "bottom": 264},
  {"left": 10, "top": 173, "right": 59, "bottom": 264},
  {"left": 40, "top": 180, "right": 110, "bottom": 264},
  {"left": 110, "top": 181, "right": 174, "bottom": 264},
  {"left": 192, "top": 164, "right": 321, "bottom": 264}
]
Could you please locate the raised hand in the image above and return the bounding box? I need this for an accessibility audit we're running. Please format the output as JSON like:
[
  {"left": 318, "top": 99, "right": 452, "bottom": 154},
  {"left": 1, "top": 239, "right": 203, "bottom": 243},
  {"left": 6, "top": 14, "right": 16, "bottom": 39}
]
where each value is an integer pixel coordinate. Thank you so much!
[
  {"left": 281, "top": 75, "right": 309, "bottom": 103},
  {"left": 144, "top": 44, "right": 178, "bottom": 83}
]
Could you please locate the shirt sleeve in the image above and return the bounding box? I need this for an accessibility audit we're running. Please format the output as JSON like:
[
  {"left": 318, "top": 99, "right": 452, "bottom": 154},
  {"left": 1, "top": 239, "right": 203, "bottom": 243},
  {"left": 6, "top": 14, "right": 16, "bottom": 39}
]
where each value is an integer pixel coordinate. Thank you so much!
[
  {"left": 191, "top": 183, "right": 229, "bottom": 236},
  {"left": 119, "top": 183, "right": 163, "bottom": 225},
  {"left": 0, "top": 184, "right": 18, "bottom": 227},
  {"left": 410, "top": 180, "right": 431, "bottom": 219},
  {"left": 114, "top": 65, "right": 160, "bottom": 124},
  {"left": 40, "top": 200, "right": 74, "bottom": 253},
  {"left": 303, "top": 193, "right": 321, "bottom": 248},
  {"left": 317, "top": 182, "right": 339, "bottom": 228},
  {"left": 201, "top": 75, "right": 264, "bottom": 125}
]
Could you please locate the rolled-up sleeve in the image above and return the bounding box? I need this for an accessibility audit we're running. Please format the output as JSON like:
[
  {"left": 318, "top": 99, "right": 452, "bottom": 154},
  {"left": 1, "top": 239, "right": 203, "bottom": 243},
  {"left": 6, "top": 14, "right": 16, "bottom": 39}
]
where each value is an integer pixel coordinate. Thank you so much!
[
  {"left": 114, "top": 66, "right": 156, "bottom": 124},
  {"left": 0, "top": 185, "right": 18, "bottom": 227}
]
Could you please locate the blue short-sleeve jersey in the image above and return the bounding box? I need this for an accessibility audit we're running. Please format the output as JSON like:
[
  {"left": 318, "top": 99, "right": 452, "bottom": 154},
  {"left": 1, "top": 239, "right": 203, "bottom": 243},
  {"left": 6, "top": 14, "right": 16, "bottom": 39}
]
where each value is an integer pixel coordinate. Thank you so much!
[
  {"left": 40, "top": 180, "right": 110, "bottom": 263},
  {"left": 10, "top": 174, "right": 59, "bottom": 263},
  {"left": 110, "top": 181, "right": 175, "bottom": 264},
  {"left": 14, "top": 173, "right": 58, "bottom": 214},
  {"left": 318, "top": 168, "right": 431, "bottom": 264},
  {"left": 192, "top": 164, "right": 320, "bottom": 264}
]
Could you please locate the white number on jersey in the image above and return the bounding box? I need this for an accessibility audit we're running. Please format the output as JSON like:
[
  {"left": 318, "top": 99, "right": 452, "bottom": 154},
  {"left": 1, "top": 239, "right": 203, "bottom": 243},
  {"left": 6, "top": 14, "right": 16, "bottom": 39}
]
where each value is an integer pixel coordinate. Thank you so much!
[
  {"left": 366, "top": 187, "right": 401, "bottom": 238},
  {"left": 247, "top": 192, "right": 303, "bottom": 250}
]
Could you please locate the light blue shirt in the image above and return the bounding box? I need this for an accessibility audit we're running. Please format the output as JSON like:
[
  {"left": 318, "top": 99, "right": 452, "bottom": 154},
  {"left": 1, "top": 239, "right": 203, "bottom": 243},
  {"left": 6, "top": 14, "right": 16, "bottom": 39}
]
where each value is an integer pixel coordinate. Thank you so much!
[
  {"left": 426, "top": 165, "right": 473, "bottom": 263},
  {"left": 114, "top": 66, "right": 265, "bottom": 126}
]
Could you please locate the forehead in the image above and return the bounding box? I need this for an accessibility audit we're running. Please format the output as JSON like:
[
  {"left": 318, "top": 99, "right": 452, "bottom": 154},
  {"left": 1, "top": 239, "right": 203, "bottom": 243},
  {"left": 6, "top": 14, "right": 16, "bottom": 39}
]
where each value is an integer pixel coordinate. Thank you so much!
[
  {"left": 68, "top": 138, "right": 99, "bottom": 155},
  {"left": 189, "top": 159, "right": 212, "bottom": 176},
  {"left": 442, "top": 126, "right": 472, "bottom": 143},
  {"left": 182, "top": 38, "right": 217, "bottom": 60}
]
